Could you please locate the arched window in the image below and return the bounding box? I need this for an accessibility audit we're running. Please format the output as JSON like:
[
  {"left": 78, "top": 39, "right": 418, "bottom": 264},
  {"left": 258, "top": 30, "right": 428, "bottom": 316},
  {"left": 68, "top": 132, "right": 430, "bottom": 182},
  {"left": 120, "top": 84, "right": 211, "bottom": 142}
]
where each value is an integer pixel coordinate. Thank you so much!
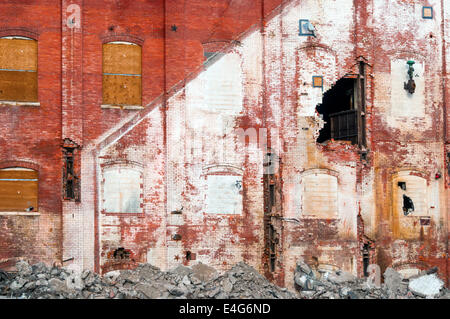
[
  {"left": 0, "top": 167, "right": 38, "bottom": 212},
  {"left": 102, "top": 41, "right": 142, "bottom": 106},
  {"left": 0, "top": 36, "right": 38, "bottom": 102}
]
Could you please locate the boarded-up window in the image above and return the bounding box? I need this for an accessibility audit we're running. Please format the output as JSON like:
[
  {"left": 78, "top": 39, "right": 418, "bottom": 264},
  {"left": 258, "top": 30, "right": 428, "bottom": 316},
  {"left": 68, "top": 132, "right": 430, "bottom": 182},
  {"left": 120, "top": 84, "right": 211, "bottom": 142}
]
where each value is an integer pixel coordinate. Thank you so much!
[
  {"left": 103, "top": 42, "right": 142, "bottom": 106},
  {"left": 301, "top": 173, "right": 338, "bottom": 217},
  {"left": 0, "top": 37, "right": 38, "bottom": 102},
  {"left": 103, "top": 167, "right": 143, "bottom": 213},
  {"left": 206, "top": 175, "right": 242, "bottom": 214},
  {"left": 0, "top": 168, "right": 38, "bottom": 212}
]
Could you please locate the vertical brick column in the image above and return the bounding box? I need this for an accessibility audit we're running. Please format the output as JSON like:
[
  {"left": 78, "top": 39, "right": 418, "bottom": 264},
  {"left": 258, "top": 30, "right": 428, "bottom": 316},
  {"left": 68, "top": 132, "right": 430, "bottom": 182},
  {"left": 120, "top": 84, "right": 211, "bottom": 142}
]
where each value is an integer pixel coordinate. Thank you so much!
[
  {"left": 61, "top": 0, "right": 86, "bottom": 272},
  {"left": 62, "top": 0, "right": 83, "bottom": 145}
]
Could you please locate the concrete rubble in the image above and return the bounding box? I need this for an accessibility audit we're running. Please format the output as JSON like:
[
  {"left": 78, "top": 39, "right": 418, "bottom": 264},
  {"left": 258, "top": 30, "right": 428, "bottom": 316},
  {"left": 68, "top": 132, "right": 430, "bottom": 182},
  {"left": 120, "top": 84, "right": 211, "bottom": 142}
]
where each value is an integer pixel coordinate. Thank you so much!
[{"left": 0, "top": 260, "right": 447, "bottom": 299}]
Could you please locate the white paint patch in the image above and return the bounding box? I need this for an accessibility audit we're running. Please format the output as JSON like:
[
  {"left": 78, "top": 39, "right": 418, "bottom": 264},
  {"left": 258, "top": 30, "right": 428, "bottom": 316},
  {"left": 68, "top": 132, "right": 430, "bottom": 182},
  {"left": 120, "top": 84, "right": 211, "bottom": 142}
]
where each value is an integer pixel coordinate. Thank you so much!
[
  {"left": 103, "top": 167, "right": 142, "bottom": 213},
  {"left": 390, "top": 59, "right": 425, "bottom": 118},
  {"left": 206, "top": 175, "right": 242, "bottom": 214}
]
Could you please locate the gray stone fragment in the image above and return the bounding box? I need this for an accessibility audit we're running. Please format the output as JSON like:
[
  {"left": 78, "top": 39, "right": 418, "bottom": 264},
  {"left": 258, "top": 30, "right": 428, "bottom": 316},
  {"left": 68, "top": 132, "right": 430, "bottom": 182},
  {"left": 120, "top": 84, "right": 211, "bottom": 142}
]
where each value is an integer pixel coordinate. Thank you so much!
[
  {"left": 32, "top": 262, "right": 48, "bottom": 274},
  {"left": 191, "top": 262, "right": 218, "bottom": 282},
  {"left": 327, "top": 271, "right": 357, "bottom": 284},
  {"left": 49, "top": 278, "right": 70, "bottom": 293},
  {"left": 66, "top": 273, "right": 84, "bottom": 291},
  {"left": 16, "top": 261, "right": 33, "bottom": 277},
  {"left": 295, "top": 259, "right": 312, "bottom": 276},
  {"left": 104, "top": 270, "right": 121, "bottom": 283},
  {"left": 135, "top": 282, "right": 164, "bottom": 299},
  {"left": 169, "top": 265, "right": 193, "bottom": 278},
  {"left": 36, "top": 279, "right": 48, "bottom": 287},
  {"left": 408, "top": 274, "right": 444, "bottom": 298},
  {"left": 10, "top": 278, "right": 27, "bottom": 291},
  {"left": 222, "top": 278, "right": 233, "bottom": 293},
  {"left": 383, "top": 267, "right": 402, "bottom": 294},
  {"left": 207, "top": 287, "right": 220, "bottom": 298}
]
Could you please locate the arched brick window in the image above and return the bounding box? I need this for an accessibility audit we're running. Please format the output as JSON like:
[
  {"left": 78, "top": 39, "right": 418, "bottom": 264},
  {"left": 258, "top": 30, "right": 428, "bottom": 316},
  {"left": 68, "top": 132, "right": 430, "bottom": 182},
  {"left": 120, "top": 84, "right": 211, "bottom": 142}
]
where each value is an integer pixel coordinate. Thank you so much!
[
  {"left": 0, "top": 167, "right": 38, "bottom": 212},
  {"left": 0, "top": 36, "right": 38, "bottom": 102},
  {"left": 102, "top": 41, "right": 142, "bottom": 106}
]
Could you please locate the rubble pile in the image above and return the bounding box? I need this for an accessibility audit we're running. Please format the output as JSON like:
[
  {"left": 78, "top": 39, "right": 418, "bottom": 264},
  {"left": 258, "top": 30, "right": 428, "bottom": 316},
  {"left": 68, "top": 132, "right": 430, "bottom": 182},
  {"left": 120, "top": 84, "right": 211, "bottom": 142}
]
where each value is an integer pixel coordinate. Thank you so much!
[
  {"left": 0, "top": 261, "right": 295, "bottom": 299},
  {"left": 293, "top": 259, "right": 448, "bottom": 299},
  {"left": 0, "top": 259, "right": 447, "bottom": 299}
]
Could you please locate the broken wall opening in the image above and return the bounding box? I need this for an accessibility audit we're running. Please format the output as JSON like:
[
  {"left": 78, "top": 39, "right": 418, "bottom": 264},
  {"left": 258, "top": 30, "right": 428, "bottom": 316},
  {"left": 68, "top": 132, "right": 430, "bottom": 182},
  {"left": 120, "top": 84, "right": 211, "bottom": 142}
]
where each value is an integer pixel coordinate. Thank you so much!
[
  {"left": 316, "top": 77, "right": 358, "bottom": 144},
  {"left": 316, "top": 62, "right": 367, "bottom": 147}
]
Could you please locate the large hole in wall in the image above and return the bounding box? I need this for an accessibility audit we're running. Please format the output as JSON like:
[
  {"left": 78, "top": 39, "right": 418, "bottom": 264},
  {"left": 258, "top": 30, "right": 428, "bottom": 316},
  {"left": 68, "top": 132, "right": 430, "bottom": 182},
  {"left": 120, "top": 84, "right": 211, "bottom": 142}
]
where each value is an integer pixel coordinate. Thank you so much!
[{"left": 316, "top": 78, "right": 358, "bottom": 144}]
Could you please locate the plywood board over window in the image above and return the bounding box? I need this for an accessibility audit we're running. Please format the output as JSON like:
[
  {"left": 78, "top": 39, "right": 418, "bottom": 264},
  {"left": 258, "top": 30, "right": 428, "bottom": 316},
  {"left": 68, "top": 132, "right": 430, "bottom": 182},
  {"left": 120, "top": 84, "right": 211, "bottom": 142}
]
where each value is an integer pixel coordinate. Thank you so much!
[
  {"left": 0, "top": 37, "right": 38, "bottom": 102},
  {"left": 0, "top": 168, "right": 38, "bottom": 212},
  {"left": 103, "top": 42, "right": 142, "bottom": 106}
]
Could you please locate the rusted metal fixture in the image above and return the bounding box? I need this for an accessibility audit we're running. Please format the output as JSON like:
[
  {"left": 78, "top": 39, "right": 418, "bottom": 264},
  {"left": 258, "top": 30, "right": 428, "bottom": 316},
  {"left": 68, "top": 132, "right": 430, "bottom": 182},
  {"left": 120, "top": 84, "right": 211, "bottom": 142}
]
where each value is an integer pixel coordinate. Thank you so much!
[{"left": 404, "top": 60, "right": 416, "bottom": 94}]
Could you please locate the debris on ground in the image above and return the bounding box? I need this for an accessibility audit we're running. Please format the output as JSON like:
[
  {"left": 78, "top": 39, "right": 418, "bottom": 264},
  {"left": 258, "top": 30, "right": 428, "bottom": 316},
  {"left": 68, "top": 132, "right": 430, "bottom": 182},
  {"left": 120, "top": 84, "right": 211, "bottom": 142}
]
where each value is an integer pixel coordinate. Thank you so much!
[
  {"left": 293, "top": 259, "right": 448, "bottom": 299},
  {"left": 0, "top": 260, "right": 447, "bottom": 299}
]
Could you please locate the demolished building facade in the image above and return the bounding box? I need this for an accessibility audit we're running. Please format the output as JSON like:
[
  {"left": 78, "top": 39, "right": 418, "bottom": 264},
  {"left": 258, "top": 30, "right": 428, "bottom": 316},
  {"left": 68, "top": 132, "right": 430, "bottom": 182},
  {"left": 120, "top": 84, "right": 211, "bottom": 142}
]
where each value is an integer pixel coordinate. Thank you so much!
[{"left": 0, "top": 0, "right": 448, "bottom": 290}]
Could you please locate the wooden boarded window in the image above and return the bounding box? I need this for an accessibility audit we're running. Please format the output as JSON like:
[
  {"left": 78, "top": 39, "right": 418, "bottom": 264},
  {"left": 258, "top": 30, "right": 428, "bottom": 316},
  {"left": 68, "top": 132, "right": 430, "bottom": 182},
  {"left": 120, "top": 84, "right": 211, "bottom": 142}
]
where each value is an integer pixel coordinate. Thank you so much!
[
  {"left": 0, "top": 168, "right": 38, "bottom": 212},
  {"left": 103, "top": 42, "right": 142, "bottom": 106},
  {"left": 0, "top": 37, "right": 38, "bottom": 102},
  {"left": 301, "top": 173, "right": 338, "bottom": 218}
]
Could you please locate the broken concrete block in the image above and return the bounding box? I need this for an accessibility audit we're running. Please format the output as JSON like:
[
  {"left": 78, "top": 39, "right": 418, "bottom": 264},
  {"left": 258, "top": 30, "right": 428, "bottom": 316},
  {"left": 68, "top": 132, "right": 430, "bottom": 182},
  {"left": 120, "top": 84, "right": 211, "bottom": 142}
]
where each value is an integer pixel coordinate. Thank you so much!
[
  {"left": 104, "top": 270, "right": 121, "bottom": 282},
  {"left": 222, "top": 278, "right": 233, "bottom": 293},
  {"left": 383, "top": 267, "right": 402, "bottom": 293},
  {"left": 32, "top": 262, "right": 48, "bottom": 274},
  {"left": 16, "top": 260, "right": 33, "bottom": 277},
  {"left": 10, "top": 278, "right": 27, "bottom": 291},
  {"left": 135, "top": 282, "right": 164, "bottom": 299},
  {"left": 295, "top": 259, "right": 312, "bottom": 276},
  {"left": 408, "top": 274, "right": 444, "bottom": 298},
  {"left": 327, "top": 271, "right": 356, "bottom": 284},
  {"left": 169, "top": 265, "right": 193, "bottom": 278},
  {"left": 49, "top": 278, "right": 71, "bottom": 294},
  {"left": 294, "top": 273, "right": 315, "bottom": 290},
  {"left": 191, "top": 262, "right": 218, "bottom": 282},
  {"left": 65, "top": 272, "right": 84, "bottom": 291}
]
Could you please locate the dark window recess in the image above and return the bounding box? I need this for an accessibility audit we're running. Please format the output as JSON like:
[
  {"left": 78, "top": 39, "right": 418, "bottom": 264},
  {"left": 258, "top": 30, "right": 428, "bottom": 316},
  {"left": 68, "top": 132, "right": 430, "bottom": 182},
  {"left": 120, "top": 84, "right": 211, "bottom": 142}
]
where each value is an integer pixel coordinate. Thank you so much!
[
  {"left": 113, "top": 247, "right": 131, "bottom": 259},
  {"left": 317, "top": 78, "right": 358, "bottom": 144},
  {"left": 402, "top": 195, "right": 414, "bottom": 216},
  {"left": 362, "top": 243, "right": 370, "bottom": 277},
  {"left": 316, "top": 62, "right": 367, "bottom": 147},
  {"left": 63, "top": 145, "right": 80, "bottom": 201},
  {"left": 420, "top": 217, "right": 431, "bottom": 226},
  {"left": 186, "top": 251, "right": 196, "bottom": 261},
  {"left": 269, "top": 184, "right": 275, "bottom": 211},
  {"left": 447, "top": 152, "right": 450, "bottom": 179},
  {"left": 269, "top": 225, "right": 277, "bottom": 272}
]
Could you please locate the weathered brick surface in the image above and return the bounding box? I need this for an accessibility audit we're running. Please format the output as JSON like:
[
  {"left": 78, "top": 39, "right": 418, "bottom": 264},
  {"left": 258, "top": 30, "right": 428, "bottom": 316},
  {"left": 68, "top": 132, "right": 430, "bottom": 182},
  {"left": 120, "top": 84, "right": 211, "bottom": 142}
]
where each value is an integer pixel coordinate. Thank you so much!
[{"left": 0, "top": 0, "right": 448, "bottom": 289}]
